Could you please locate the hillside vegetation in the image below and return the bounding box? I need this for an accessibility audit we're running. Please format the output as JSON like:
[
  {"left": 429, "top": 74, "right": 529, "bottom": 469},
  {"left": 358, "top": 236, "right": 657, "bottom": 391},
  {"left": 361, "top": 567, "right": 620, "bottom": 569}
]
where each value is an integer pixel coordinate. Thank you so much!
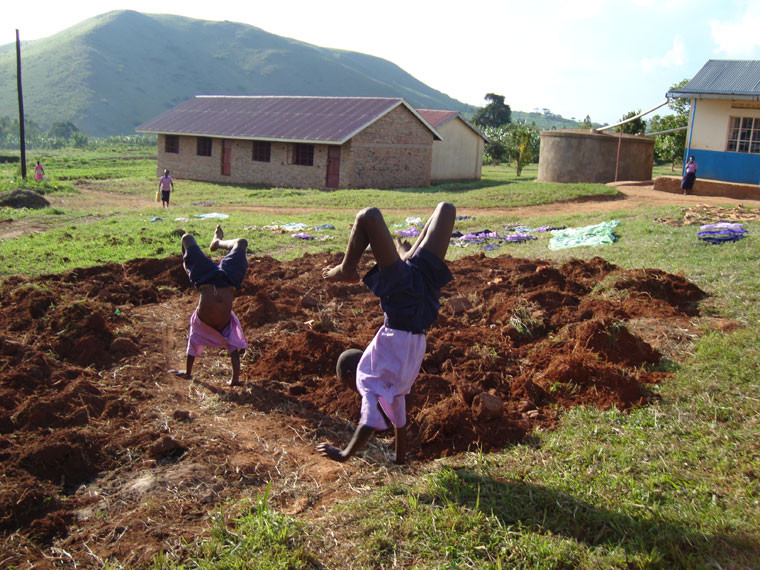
[{"left": 0, "top": 10, "right": 470, "bottom": 136}]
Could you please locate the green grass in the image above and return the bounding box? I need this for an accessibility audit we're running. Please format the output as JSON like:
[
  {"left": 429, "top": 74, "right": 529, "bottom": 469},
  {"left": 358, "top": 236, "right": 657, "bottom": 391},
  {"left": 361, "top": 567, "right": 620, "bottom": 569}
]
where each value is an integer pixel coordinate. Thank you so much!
[
  {"left": 1, "top": 147, "right": 156, "bottom": 181},
  {"left": 153, "top": 487, "right": 319, "bottom": 569}
]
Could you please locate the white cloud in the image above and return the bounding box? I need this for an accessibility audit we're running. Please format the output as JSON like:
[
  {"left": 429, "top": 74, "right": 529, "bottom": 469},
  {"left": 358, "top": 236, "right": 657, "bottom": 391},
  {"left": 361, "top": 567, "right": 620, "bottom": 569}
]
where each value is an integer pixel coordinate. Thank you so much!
[
  {"left": 710, "top": 3, "right": 760, "bottom": 57},
  {"left": 641, "top": 35, "right": 686, "bottom": 72}
]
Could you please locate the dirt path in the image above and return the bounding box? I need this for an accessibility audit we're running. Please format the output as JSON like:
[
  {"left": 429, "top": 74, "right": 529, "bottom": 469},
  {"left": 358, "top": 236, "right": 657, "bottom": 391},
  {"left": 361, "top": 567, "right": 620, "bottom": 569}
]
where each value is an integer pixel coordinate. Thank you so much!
[{"left": 3, "top": 182, "right": 759, "bottom": 241}]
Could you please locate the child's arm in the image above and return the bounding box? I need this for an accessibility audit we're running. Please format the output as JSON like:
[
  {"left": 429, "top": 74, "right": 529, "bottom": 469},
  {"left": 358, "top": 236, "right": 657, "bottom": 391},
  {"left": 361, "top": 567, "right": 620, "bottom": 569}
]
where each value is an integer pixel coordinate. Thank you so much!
[
  {"left": 317, "top": 424, "right": 374, "bottom": 462},
  {"left": 228, "top": 349, "right": 242, "bottom": 387},
  {"left": 169, "top": 354, "right": 195, "bottom": 378}
]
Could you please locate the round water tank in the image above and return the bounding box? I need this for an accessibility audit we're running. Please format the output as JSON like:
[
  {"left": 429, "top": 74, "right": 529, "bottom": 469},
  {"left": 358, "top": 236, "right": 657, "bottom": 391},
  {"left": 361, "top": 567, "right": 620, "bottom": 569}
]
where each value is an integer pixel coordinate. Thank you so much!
[{"left": 538, "top": 129, "right": 654, "bottom": 183}]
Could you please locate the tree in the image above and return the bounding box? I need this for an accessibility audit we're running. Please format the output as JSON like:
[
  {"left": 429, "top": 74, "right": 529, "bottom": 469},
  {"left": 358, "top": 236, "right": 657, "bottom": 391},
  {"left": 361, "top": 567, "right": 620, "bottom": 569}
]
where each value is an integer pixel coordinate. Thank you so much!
[
  {"left": 648, "top": 114, "right": 687, "bottom": 169},
  {"left": 481, "top": 123, "right": 539, "bottom": 174},
  {"left": 647, "top": 79, "right": 691, "bottom": 168},
  {"left": 48, "top": 121, "right": 80, "bottom": 140},
  {"left": 667, "top": 79, "right": 690, "bottom": 116},
  {"left": 617, "top": 110, "right": 646, "bottom": 134},
  {"left": 473, "top": 93, "right": 512, "bottom": 128},
  {"left": 580, "top": 115, "right": 593, "bottom": 129},
  {"left": 512, "top": 124, "right": 540, "bottom": 176},
  {"left": 72, "top": 131, "right": 89, "bottom": 148}
]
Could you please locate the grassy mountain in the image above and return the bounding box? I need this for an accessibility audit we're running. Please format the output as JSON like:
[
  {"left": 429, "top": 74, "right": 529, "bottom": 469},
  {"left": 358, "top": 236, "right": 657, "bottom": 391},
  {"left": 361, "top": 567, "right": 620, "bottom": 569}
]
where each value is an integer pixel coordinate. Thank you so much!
[
  {"left": 512, "top": 110, "right": 586, "bottom": 130},
  {"left": 0, "top": 11, "right": 471, "bottom": 136}
]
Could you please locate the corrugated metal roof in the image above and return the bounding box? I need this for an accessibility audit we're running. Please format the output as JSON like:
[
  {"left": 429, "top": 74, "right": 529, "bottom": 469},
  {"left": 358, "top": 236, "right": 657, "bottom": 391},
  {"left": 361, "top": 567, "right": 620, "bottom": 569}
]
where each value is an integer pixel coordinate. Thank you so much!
[
  {"left": 417, "top": 109, "right": 491, "bottom": 143},
  {"left": 417, "top": 109, "right": 458, "bottom": 128},
  {"left": 669, "top": 60, "right": 760, "bottom": 98},
  {"left": 136, "top": 96, "right": 441, "bottom": 143}
]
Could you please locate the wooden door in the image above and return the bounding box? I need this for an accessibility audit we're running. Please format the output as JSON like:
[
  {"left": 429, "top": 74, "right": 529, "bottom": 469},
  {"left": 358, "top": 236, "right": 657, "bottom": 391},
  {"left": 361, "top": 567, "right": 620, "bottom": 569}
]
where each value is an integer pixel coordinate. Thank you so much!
[
  {"left": 326, "top": 146, "right": 341, "bottom": 188},
  {"left": 221, "top": 139, "right": 232, "bottom": 176}
]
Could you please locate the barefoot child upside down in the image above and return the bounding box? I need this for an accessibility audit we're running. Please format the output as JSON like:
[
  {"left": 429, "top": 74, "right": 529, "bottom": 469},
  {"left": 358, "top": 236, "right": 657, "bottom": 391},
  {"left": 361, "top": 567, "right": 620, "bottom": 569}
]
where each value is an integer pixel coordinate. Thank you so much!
[
  {"left": 170, "top": 226, "right": 248, "bottom": 386},
  {"left": 318, "top": 202, "right": 456, "bottom": 464}
]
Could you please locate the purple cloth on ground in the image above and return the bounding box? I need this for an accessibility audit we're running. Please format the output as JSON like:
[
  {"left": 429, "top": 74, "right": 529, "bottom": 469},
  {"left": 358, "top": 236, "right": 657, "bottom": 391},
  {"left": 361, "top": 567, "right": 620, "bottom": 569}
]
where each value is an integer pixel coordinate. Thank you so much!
[
  {"left": 697, "top": 222, "right": 747, "bottom": 244},
  {"left": 699, "top": 223, "right": 745, "bottom": 231},
  {"left": 396, "top": 228, "right": 421, "bottom": 237},
  {"left": 461, "top": 231, "right": 498, "bottom": 241},
  {"left": 292, "top": 233, "right": 314, "bottom": 240},
  {"left": 503, "top": 233, "right": 537, "bottom": 243}
]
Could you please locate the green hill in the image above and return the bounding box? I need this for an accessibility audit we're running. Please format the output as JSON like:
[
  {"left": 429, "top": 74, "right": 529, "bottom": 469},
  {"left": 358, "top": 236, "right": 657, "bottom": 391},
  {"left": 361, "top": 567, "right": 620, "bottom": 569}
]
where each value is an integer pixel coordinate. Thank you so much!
[
  {"left": 512, "top": 110, "right": 586, "bottom": 130},
  {"left": 0, "top": 11, "right": 472, "bottom": 136}
]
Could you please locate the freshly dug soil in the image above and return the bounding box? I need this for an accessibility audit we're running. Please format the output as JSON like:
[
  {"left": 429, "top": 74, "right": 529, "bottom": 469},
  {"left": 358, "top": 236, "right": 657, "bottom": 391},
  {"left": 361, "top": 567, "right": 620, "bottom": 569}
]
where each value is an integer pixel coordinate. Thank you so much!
[{"left": 0, "top": 251, "right": 710, "bottom": 567}]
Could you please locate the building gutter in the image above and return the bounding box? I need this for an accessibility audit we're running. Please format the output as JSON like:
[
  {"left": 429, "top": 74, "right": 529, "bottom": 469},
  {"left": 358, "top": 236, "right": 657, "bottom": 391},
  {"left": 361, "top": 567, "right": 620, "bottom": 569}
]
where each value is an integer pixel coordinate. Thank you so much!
[
  {"left": 684, "top": 98, "right": 697, "bottom": 175},
  {"left": 668, "top": 92, "right": 760, "bottom": 101},
  {"left": 596, "top": 99, "right": 669, "bottom": 133}
]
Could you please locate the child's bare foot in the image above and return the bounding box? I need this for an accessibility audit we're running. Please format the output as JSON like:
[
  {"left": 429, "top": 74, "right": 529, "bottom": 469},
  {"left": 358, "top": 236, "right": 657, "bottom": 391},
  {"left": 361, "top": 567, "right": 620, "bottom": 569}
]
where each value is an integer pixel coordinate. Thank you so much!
[
  {"left": 322, "top": 264, "right": 360, "bottom": 283},
  {"left": 227, "top": 378, "right": 242, "bottom": 387},
  {"left": 210, "top": 225, "right": 224, "bottom": 251},
  {"left": 170, "top": 369, "right": 191, "bottom": 379}
]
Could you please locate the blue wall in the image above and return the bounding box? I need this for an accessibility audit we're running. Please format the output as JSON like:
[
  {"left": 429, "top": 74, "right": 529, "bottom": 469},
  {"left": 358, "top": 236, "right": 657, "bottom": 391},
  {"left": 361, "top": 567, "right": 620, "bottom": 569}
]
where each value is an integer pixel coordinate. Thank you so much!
[{"left": 684, "top": 149, "right": 760, "bottom": 185}]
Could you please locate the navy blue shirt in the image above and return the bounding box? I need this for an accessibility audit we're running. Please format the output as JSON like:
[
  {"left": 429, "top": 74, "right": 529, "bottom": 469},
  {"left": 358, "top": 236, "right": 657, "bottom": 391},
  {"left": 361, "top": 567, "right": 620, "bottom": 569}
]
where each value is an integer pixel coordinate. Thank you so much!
[{"left": 363, "top": 248, "right": 452, "bottom": 334}]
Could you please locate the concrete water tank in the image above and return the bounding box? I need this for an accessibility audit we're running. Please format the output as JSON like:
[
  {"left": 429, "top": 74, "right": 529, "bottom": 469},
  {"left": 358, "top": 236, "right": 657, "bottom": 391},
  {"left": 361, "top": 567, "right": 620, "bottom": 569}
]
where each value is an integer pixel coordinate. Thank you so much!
[{"left": 538, "top": 129, "right": 654, "bottom": 183}]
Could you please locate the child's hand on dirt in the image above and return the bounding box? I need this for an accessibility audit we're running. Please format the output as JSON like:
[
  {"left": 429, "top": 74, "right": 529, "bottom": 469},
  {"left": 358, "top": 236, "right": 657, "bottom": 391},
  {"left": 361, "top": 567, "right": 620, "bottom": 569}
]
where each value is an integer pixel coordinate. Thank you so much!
[{"left": 317, "top": 443, "right": 347, "bottom": 462}]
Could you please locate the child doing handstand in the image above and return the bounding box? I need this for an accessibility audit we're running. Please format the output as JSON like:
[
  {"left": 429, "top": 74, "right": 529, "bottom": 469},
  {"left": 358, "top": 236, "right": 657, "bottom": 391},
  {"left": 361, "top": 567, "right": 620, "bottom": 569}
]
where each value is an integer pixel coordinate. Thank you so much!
[
  {"left": 170, "top": 225, "right": 248, "bottom": 386},
  {"left": 318, "top": 202, "right": 455, "bottom": 464}
]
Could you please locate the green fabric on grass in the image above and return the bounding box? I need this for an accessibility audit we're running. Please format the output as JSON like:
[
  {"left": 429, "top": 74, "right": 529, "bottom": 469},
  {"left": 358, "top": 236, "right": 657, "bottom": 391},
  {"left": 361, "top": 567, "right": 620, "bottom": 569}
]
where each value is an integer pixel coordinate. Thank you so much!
[{"left": 548, "top": 220, "right": 621, "bottom": 250}]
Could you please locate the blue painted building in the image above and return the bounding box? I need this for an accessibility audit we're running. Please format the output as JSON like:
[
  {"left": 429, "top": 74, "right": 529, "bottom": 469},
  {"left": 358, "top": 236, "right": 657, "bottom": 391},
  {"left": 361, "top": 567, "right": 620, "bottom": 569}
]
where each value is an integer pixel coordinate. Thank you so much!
[{"left": 668, "top": 60, "right": 760, "bottom": 185}]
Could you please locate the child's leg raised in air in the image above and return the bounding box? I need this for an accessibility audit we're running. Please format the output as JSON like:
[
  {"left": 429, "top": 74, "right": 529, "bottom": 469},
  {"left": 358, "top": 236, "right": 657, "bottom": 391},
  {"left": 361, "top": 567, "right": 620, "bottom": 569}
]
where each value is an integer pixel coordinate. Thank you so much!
[
  {"left": 404, "top": 202, "right": 456, "bottom": 261},
  {"left": 323, "top": 207, "right": 400, "bottom": 282},
  {"left": 210, "top": 225, "right": 247, "bottom": 252}
]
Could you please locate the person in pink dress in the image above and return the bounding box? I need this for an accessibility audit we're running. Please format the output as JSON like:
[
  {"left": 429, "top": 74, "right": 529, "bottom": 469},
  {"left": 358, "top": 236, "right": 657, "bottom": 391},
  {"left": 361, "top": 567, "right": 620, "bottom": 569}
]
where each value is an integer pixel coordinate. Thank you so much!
[
  {"left": 169, "top": 225, "right": 249, "bottom": 387},
  {"left": 681, "top": 156, "right": 697, "bottom": 195},
  {"left": 34, "top": 161, "right": 44, "bottom": 181}
]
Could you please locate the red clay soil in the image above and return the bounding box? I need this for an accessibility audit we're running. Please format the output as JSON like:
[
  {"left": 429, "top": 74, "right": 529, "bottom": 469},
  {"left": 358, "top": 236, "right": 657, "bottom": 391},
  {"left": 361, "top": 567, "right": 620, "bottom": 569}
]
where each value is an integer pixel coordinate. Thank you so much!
[{"left": 0, "top": 252, "right": 711, "bottom": 567}]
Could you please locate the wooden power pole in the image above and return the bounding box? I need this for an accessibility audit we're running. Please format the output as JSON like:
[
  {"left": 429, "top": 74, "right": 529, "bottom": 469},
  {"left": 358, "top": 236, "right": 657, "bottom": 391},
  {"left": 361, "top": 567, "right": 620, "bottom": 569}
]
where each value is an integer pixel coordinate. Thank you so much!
[{"left": 16, "top": 29, "right": 27, "bottom": 180}]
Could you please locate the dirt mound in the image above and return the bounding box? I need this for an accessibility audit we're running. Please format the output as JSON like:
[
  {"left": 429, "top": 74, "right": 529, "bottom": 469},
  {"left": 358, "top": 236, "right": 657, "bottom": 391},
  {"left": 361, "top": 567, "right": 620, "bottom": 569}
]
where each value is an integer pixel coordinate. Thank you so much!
[
  {"left": 0, "top": 189, "right": 51, "bottom": 209},
  {"left": 0, "top": 251, "right": 710, "bottom": 565},
  {"left": 241, "top": 253, "right": 706, "bottom": 459}
]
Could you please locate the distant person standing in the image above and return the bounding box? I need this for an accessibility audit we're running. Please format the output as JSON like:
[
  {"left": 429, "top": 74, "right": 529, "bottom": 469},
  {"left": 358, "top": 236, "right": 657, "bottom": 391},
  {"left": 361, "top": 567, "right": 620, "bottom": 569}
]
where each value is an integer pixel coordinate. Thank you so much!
[
  {"left": 681, "top": 156, "right": 697, "bottom": 195},
  {"left": 158, "top": 169, "right": 174, "bottom": 207},
  {"left": 34, "top": 161, "right": 45, "bottom": 181}
]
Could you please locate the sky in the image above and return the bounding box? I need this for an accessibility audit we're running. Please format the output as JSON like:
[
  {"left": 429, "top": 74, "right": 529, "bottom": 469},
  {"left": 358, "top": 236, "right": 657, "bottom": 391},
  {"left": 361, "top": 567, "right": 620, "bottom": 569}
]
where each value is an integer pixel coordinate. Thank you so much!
[{"left": 5, "top": 0, "right": 760, "bottom": 125}]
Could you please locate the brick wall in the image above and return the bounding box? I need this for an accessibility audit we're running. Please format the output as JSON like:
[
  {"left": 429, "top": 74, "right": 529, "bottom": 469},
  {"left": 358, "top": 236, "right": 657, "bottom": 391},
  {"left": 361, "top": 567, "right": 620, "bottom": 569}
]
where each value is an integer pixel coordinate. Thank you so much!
[
  {"left": 347, "top": 106, "right": 433, "bottom": 188},
  {"left": 157, "top": 135, "right": 330, "bottom": 188},
  {"left": 155, "top": 105, "right": 433, "bottom": 189}
]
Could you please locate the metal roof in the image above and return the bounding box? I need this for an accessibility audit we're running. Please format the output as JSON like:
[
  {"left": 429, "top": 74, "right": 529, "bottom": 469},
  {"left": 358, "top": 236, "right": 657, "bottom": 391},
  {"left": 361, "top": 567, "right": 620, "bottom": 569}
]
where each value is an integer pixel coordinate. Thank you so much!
[
  {"left": 136, "top": 96, "right": 441, "bottom": 143},
  {"left": 668, "top": 60, "right": 760, "bottom": 99},
  {"left": 417, "top": 109, "right": 458, "bottom": 128},
  {"left": 416, "top": 109, "right": 491, "bottom": 143}
]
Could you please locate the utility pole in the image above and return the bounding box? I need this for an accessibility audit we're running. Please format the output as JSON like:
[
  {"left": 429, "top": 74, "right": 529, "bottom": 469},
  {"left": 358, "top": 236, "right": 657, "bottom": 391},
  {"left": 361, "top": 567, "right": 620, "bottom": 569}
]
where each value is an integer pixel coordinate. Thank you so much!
[{"left": 16, "top": 29, "right": 27, "bottom": 179}]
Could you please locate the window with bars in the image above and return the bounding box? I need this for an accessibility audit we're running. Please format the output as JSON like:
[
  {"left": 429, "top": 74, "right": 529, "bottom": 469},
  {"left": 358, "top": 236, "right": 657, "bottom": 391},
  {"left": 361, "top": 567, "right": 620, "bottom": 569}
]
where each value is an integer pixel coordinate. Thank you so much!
[
  {"left": 252, "top": 141, "right": 271, "bottom": 162},
  {"left": 164, "top": 135, "right": 179, "bottom": 154},
  {"left": 726, "top": 117, "right": 760, "bottom": 154},
  {"left": 196, "top": 137, "right": 213, "bottom": 156},
  {"left": 293, "top": 144, "right": 314, "bottom": 166}
]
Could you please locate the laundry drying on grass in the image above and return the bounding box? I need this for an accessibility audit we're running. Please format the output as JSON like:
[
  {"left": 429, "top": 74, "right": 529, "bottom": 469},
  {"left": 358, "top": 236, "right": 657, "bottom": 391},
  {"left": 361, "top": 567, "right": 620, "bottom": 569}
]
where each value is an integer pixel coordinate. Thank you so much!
[
  {"left": 548, "top": 220, "right": 620, "bottom": 250},
  {"left": 697, "top": 222, "right": 748, "bottom": 244}
]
